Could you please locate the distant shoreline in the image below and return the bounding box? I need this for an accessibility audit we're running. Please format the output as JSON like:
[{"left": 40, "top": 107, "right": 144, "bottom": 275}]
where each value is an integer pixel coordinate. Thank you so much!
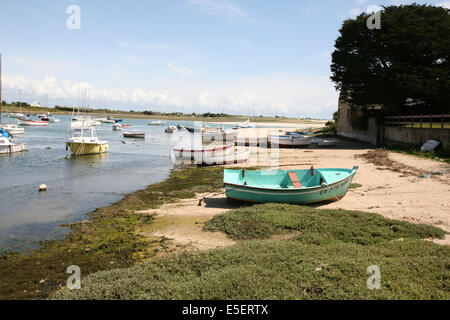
[{"left": 1, "top": 105, "right": 331, "bottom": 123}]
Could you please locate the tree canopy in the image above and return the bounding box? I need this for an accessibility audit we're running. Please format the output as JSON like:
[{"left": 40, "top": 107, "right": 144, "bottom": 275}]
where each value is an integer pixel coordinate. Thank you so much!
[{"left": 331, "top": 4, "right": 450, "bottom": 115}]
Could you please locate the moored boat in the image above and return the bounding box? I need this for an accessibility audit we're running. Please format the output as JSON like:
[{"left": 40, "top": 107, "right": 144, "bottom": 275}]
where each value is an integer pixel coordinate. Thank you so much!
[
  {"left": 165, "top": 125, "right": 178, "bottom": 133},
  {"left": 123, "top": 131, "right": 145, "bottom": 138},
  {"left": 0, "top": 124, "right": 24, "bottom": 135},
  {"left": 66, "top": 127, "right": 109, "bottom": 156},
  {"left": 268, "top": 134, "right": 312, "bottom": 148},
  {"left": 17, "top": 117, "right": 48, "bottom": 126},
  {"left": 173, "top": 144, "right": 234, "bottom": 160},
  {"left": 148, "top": 120, "right": 166, "bottom": 125},
  {"left": 202, "top": 149, "right": 250, "bottom": 165},
  {"left": 224, "top": 166, "right": 359, "bottom": 204},
  {"left": 112, "top": 123, "right": 122, "bottom": 131},
  {"left": 202, "top": 128, "right": 238, "bottom": 142},
  {"left": 0, "top": 129, "right": 26, "bottom": 154}
]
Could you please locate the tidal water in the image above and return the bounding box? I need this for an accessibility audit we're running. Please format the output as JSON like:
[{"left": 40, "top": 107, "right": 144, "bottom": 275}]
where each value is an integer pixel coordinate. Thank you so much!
[{"left": 0, "top": 114, "right": 226, "bottom": 253}]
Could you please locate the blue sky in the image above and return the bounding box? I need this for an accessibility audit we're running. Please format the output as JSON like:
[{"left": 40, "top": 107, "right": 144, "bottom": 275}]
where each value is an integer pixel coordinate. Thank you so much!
[{"left": 0, "top": 0, "right": 448, "bottom": 118}]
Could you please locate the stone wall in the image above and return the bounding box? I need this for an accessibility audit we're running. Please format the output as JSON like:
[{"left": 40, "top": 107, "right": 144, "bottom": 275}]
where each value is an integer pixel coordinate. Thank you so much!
[{"left": 384, "top": 127, "right": 450, "bottom": 146}]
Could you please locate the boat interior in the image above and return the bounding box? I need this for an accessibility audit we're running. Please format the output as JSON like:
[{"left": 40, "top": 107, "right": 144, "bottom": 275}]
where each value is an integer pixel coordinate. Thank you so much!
[{"left": 225, "top": 167, "right": 356, "bottom": 189}]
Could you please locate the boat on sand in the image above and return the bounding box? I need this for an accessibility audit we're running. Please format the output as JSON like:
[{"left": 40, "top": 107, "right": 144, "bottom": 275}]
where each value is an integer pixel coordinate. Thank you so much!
[{"left": 224, "top": 166, "right": 358, "bottom": 204}]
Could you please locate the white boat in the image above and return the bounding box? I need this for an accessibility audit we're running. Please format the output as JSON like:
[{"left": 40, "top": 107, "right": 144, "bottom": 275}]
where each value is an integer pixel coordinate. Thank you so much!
[
  {"left": 235, "top": 119, "right": 256, "bottom": 128},
  {"left": 0, "top": 129, "right": 26, "bottom": 154},
  {"left": 9, "top": 113, "right": 25, "bottom": 119},
  {"left": 96, "top": 116, "right": 116, "bottom": 123},
  {"left": 0, "top": 137, "right": 26, "bottom": 154},
  {"left": 173, "top": 144, "right": 234, "bottom": 160},
  {"left": 148, "top": 120, "right": 166, "bottom": 125},
  {"left": 268, "top": 134, "right": 312, "bottom": 148},
  {"left": 0, "top": 124, "right": 24, "bottom": 135},
  {"left": 202, "top": 128, "right": 238, "bottom": 142},
  {"left": 66, "top": 127, "right": 109, "bottom": 156},
  {"left": 202, "top": 149, "right": 250, "bottom": 165},
  {"left": 71, "top": 116, "right": 101, "bottom": 128},
  {"left": 164, "top": 125, "right": 178, "bottom": 133},
  {"left": 49, "top": 116, "right": 60, "bottom": 123},
  {"left": 17, "top": 117, "right": 49, "bottom": 126},
  {"left": 123, "top": 131, "right": 145, "bottom": 138},
  {"left": 0, "top": 56, "right": 26, "bottom": 154},
  {"left": 112, "top": 123, "right": 122, "bottom": 131}
]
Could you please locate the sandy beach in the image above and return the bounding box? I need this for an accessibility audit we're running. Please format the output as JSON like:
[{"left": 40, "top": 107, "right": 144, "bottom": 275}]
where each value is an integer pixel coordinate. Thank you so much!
[{"left": 141, "top": 127, "right": 450, "bottom": 251}]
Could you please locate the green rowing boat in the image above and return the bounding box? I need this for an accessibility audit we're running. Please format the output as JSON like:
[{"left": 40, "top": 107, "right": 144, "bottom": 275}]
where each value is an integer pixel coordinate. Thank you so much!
[{"left": 224, "top": 166, "right": 358, "bottom": 204}]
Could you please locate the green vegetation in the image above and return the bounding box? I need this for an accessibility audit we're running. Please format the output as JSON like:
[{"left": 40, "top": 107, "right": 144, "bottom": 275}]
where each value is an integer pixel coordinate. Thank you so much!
[
  {"left": 51, "top": 204, "right": 449, "bottom": 300},
  {"left": 0, "top": 166, "right": 223, "bottom": 300},
  {"left": 349, "top": 183, "right": 362, "bottom": 189},
  {"left": 331, "top": 4, "right": 450, "bottom": 115}
]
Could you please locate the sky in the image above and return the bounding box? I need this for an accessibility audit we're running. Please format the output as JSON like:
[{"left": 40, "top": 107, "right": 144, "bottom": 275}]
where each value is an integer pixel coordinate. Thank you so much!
[{"left": 0, "top": 0, "right": 449, "bottom": 119}]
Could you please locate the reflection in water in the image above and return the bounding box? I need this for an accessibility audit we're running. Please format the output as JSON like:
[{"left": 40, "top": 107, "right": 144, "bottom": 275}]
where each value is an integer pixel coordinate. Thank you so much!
[{"left": 69, "top": 152, "right": 109, "bottom": 163}]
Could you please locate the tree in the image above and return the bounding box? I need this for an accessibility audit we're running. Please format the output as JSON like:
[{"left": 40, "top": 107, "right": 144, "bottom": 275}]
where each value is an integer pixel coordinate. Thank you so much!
[{"left": 331, "top": 4, "right": 450, "bottom": 115}]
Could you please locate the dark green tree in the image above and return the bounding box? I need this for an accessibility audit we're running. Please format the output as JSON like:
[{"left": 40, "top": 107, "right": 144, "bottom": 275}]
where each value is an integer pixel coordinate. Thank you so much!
[{"left": 331, "top": 4, "right": 450, "bottom": 115}]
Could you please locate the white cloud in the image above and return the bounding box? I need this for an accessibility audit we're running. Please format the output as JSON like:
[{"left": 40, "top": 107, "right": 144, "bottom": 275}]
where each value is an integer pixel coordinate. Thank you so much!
[
  {"left": 366, "top": 5, "right": 382, "bottom": 13},
  {"left": 438, "top": 1, "right": 450, "bottom": 9},
  {"left": 166, "top": 61, "right": 194, "bottom": 76},
  {"left": 187, "top": 0, "right": 247, "bottom": 17},
  {"left": 2, "top": 73, "right": 339, "bottom": 118},
  {"left": 349, "top": 7, "right": 362, "bottom": 16}
]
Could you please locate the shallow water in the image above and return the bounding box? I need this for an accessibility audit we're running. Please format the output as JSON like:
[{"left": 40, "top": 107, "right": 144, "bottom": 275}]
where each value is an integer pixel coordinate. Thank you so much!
[{"left": 0, "top": 114, "right": 227, "bottom": 253}]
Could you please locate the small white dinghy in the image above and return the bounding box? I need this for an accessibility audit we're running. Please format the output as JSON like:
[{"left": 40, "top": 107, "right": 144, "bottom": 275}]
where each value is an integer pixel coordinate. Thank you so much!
[
  {"left": 148, "top": 120, "right": 166, "bottom": 125},
  {"left": 268, "top": 134, "right": 312, "bottom": 148},
  {"left": 202, "top": 128, "right": 238, "bottom": 142},
  {"left": 112, "top": 123, "right": 122, "bottom": 131},
  {"left": 202, "top": 149, "right": 250, "bottom": 165},
  {"left": 173, "top": 144, "right": 234, "bottom": 160},
  {"left": 165, "top": 125, "right": 178, "bottom": 133},
  {"left": 123, "top": 131, "right": 145, "bottom": 138}
]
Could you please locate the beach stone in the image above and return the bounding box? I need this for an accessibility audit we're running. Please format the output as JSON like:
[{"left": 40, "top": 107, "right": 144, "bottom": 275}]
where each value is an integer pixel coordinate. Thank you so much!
[{"left": 38, "top": 184, "right": 47, "bottom": 192}]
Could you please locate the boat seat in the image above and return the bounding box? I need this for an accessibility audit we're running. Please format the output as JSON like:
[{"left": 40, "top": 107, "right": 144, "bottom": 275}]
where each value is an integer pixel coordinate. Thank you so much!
[{"left": 288, "top": 172, "right": 302, "bottom": 188}]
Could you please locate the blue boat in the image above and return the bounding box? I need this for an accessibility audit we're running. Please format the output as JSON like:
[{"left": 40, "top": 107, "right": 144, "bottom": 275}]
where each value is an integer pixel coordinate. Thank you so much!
[{"left": 224, "top": 166, "right": 358, "bottom": 204}]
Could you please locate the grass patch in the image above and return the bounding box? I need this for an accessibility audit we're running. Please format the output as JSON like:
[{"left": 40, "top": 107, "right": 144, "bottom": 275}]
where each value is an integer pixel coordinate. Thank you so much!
[
  {"left": 51, "top": 203, "right": 449, "bottom": 300},
  {"left": 0, "top": 166, "right": 223, "bottom": 300},
  {"left": 349, "top": 183, "right": 363, "bottom": 189},
  {"left": 204, "top": 203, "right": 445, "bottom": 243}
]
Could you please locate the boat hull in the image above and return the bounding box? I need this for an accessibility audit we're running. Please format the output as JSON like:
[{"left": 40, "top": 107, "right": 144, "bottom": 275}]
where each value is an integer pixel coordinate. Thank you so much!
[
  {"left": 224, "top": 168, "right": 358, "bottom": 204},
  {"left": 17, "top": 118, "right": 48, "bottom": 126},
  {"left": 0, "top": 142, "right": 26, "bottom": 154},
  {"left": 123, "top": 132, "right": 145, "bottom": 138},
  {"left": 66, "top": 142, "right": 109, "bottom": 155}
]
